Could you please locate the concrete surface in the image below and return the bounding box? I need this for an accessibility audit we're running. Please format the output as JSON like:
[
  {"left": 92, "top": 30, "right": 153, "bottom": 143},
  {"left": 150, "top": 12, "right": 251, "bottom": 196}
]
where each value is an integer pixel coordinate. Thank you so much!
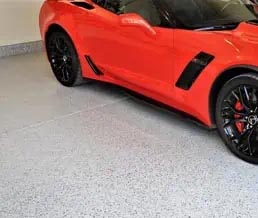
[
  {"left": 0, "top": 41, "right": 43, "bottom": 58},
  {"left": 0, "top": 53, "right": 258, "bottom": 218}
]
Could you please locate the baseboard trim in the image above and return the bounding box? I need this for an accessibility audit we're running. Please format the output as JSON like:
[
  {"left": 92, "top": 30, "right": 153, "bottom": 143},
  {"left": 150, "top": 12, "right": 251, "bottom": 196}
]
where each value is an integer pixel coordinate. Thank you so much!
[{"left": 0, "top": 40, "right": 43, "bottom": 58}]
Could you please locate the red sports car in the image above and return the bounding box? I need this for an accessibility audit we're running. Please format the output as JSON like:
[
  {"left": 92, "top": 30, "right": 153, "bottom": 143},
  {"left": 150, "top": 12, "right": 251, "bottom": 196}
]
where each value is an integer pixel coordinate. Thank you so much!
[{"left": 40, "top": 0, "right": 258, "bottom": 164}]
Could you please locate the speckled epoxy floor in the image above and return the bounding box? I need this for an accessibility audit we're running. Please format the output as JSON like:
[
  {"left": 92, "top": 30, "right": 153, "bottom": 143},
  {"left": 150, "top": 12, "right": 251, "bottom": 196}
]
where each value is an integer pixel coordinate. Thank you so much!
[{"left": 0, "top": 52, "right": 258, "bottom": 218}]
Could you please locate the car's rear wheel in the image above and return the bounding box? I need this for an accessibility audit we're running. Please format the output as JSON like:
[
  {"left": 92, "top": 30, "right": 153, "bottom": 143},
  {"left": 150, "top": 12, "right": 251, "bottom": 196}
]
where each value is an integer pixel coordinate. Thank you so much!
[
  {"left": 216, "top": 73, "right": 258, "bottom": 164},
  {"left": 46, "top": 31, "right": 84, "bottom": 87}
]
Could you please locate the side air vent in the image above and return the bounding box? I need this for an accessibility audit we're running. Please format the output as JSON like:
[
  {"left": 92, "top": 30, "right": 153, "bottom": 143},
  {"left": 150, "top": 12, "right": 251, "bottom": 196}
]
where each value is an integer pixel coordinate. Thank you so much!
[
  {"left": 176, "top": 52, "right": 214, "bottom": 90},
  {"left": 70, "top": 2, "right": 95, "bottom": 10},
  {"left": 85, "top": 56, "right": 104, "bottom": 76}
]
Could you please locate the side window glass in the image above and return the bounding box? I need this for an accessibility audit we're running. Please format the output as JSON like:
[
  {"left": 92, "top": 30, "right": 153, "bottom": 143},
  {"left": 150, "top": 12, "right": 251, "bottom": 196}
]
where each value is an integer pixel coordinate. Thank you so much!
[
  {"left": 120, "top": 0, "right": 162, "bottom": 26},
  {"left": 92, "top": 0, "right": 121, "bottom": 14},
  {"left": 92, "top": 0, "right": 172, "bottom": 28}
]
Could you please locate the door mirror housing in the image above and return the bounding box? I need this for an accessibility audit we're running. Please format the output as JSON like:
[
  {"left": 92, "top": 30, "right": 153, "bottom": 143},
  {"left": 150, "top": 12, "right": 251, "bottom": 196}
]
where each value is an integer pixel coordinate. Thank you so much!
[{"left": 119, "top": 13, "right": 157, "bottom": 37}]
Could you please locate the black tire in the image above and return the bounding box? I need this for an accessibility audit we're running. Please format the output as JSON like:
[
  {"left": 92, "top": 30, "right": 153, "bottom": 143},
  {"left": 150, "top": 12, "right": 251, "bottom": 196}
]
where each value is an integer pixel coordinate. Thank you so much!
[
  {"left": 216, "top": 73, "right": 258, "bottom": 164},
  {"left": 46, "top": 31, "right": 84, "bottom": 87}
]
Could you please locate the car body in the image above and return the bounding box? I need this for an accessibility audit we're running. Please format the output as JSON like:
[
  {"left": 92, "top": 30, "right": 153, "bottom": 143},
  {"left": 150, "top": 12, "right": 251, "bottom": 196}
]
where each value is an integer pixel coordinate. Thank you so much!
[{"left": 39, "top": 0, "right": 258, "bottom": 163}]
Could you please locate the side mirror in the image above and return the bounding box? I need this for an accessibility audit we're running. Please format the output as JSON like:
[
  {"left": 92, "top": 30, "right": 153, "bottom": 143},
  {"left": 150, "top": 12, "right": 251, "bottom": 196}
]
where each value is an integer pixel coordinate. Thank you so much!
[{"left": 119, "top": 13, "right": 156, "bottom": 37}]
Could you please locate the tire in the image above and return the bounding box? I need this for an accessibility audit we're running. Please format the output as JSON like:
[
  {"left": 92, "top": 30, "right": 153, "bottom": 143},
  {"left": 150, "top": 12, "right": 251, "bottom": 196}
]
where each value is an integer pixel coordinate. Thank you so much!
[
  {"left": 46, "top": 31, "right": 84, "bottom": 87},
  {"left": 216, "top": 73, "right": 258, "bottom": 164}
]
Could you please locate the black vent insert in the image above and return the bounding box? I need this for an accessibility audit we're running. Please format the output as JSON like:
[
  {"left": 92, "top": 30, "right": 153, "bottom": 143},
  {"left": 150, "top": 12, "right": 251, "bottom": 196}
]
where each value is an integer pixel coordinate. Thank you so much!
[
  {"left": 176, "top": 52, "right": 214, "bottom": 90},
  {"left": 71, "top": 2, "right": 94, "bottom": 10},
  {"left": 85, "top": 56, "right": 104, "bottom": 76}
]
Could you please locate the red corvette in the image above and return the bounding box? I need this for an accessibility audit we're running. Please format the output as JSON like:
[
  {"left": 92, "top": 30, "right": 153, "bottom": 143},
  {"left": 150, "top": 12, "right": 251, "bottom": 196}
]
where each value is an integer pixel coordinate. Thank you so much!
[{"left": 40, "top": 0, "right": 258, "bottom": 164}]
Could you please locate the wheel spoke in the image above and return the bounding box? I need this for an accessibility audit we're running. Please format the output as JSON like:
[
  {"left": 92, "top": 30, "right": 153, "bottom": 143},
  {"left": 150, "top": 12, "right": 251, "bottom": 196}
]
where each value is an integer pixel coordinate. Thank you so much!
[
  {"left": 223, "top": 118, "right": 247, "bottom": 128},
  {"left": 58, "top": 62, "right": 65, "bottom": 70},
  {"left": 251, "top": 88, "right": 258, "bottom": 109},
  {"left": 239, "top": 86, "right": 250, "bottom": 112},
  {"left": 235, "top": 128, "right": 249, "bottom": 150},
  {"left": 232, "top": 90, "right": 240, "bottom": 101},
  {"left": 54, "top": 37, "right": 67, "bottom": 54},
  {"left": 63, "top": 65, "right": 70, "bottom": 81},
  {"left": 60, "top": 65, "right": 68, "bottom": 81},
  {"left": 243, "top": 86, "right": 250, "bottom": 101},
  {"left": 247, "top": 127, "right": 255, "bottom": 156},
  {"left": 224, "top": 100, "right": 246, "bottom": 116}
]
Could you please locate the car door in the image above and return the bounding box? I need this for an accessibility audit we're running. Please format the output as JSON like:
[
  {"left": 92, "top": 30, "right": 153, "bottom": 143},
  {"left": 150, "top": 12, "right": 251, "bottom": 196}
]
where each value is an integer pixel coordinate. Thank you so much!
[
  {"left": 72, "top": 1, "right": 120, "bottom": 74},
  {"left": 82, "top": 0, "right": 175, "bottom": 98}
]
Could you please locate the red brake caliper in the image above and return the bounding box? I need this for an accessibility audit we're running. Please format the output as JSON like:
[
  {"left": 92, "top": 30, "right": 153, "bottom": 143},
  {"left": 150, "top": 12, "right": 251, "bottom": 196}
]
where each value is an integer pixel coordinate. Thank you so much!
[{"left": 235, "top": 101, "right": 244, "bottom": 133}]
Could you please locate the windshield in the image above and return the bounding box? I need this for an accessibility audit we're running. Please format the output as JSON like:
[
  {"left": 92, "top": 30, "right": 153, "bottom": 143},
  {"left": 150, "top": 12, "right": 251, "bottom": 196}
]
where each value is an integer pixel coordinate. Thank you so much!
[{"left": 161, "top": 0, "right": 258, "bottom": 29}]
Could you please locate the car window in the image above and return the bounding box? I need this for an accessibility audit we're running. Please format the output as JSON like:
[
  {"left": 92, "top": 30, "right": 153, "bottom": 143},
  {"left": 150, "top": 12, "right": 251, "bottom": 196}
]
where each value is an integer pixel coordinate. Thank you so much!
[
  {"left": 159, "top": 0, "right": 258, "bottom": 29},
  {"left": 92, "top": 0, "right": 171, "bottom": 27},
  {"left": 120, "top": 0, "right": 162, "bottom": 26},
  {"left": 92, "top": 0, "right": 120, "bottom": 13}
]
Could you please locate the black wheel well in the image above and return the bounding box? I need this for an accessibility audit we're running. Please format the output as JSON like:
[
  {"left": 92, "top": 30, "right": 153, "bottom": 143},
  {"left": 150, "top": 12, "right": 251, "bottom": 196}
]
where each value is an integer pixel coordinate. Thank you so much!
[
  {"left": 45, "top": 24, "right": 73, "bottom": 62},
  {"left": 209, "top": 67, "right": 257, "bottom": 126},
  {"left": 45, "top": 24, "right": 68, "bottom": 44}
]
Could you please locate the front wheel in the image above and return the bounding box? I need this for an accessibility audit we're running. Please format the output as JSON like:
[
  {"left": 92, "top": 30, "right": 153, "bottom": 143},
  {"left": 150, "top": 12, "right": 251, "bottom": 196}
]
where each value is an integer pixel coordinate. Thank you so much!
[
  {"left": 216, "top": 73, "right": 258, "bottom": 164},
  {"left": 46, "top": 31, "right": 84, "bottom": 87}
]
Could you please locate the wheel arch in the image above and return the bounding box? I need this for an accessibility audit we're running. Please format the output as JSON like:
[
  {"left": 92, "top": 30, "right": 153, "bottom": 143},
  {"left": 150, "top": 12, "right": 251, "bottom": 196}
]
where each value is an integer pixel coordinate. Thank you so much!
[
  {"left": 209, "top": 65, "right": 258, "bottom": 126},
  {"left": 45, "top": 24, "right": 70, "bottom": 44},
  {"left": 44, "top": 23, "right": 80, "bottom": 61}
]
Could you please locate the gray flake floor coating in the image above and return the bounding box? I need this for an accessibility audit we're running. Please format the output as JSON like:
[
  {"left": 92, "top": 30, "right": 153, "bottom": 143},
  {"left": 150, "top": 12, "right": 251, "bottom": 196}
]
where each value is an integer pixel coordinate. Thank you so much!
[{"left": 0, "top": 53, "right": 257, "bottom": 218}]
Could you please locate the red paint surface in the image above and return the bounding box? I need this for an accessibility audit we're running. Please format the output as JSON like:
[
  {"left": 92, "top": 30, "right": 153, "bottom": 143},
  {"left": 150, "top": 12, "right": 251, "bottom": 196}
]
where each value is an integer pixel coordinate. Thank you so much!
[{"left": 39, "top": 0, "right": 258, "bottom": 127}]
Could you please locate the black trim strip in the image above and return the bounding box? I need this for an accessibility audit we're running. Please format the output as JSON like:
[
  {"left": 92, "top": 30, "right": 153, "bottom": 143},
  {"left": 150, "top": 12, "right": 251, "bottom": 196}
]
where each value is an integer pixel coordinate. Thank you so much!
[
  {"left": 176, "top": 52, "right": 214, "bottom": 90},
  {"left": 70, "top": 2, "right": 95, "bottom": 10},
  {"left": 85, "top": 55, "right": 104, "bottom": 76}
]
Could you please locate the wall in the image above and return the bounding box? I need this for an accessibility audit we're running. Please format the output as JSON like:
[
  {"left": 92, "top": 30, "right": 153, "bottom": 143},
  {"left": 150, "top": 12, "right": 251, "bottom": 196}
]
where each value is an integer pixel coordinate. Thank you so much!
[{"left": 0, "top": 0, "right": 43, "bottom": 46}]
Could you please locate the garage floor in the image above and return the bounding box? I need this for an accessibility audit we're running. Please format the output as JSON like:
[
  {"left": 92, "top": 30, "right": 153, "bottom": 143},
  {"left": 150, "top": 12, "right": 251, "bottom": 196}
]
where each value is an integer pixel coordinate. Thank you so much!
[{"left": 0, "top": 52, "right": 258, "bottom": 218}]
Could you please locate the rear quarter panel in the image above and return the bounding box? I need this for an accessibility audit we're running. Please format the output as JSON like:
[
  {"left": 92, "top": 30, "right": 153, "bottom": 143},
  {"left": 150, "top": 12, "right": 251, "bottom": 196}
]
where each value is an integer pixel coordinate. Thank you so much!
[{"left": 39, "top": 0, "right": 101, "bottom": 79}]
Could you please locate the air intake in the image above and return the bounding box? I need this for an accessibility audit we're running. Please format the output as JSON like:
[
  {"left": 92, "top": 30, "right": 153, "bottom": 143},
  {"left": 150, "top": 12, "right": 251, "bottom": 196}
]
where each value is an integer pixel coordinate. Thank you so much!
[
  {"left": 70, "top": 1, "right": 94, "bottom": 10},
  {"left": 176, "top": 52, "right": 214, "bottom": 90}
]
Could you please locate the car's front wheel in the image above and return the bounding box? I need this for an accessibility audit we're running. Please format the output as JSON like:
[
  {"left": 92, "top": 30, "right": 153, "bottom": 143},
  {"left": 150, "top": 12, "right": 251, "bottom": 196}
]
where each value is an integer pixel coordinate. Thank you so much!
[
  {"left": 46, "top": 31, "right": 84, "bottom": 87},
  {"left": 216, "top": 73, "right": 258, "bottom": 164}
]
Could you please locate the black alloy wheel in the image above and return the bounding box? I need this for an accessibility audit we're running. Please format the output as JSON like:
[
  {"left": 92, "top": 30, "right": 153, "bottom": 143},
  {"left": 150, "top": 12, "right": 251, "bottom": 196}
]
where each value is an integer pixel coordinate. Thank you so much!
[
  {"left": 216, "top": 73, "right": 258, "bottom": 164},
  {"left": 46, "top": 31, "right": 84, "bottom": 87}
]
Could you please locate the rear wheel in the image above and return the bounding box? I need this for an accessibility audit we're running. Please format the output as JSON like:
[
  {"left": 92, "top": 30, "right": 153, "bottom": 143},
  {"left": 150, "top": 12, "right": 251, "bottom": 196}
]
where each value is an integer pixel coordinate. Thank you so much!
[
  {"left": 216, "top": 73, "right": 258, "bottom": 164},
  {"left": 46, "top": 31, "right": 84, "bottom": 87}
]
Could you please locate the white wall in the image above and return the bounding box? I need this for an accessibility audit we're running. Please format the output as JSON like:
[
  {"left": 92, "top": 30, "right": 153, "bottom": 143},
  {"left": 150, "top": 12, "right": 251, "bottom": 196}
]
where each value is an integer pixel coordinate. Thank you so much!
[{"left": 0, "top": 0, "right": 43, "bottom": 46}]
